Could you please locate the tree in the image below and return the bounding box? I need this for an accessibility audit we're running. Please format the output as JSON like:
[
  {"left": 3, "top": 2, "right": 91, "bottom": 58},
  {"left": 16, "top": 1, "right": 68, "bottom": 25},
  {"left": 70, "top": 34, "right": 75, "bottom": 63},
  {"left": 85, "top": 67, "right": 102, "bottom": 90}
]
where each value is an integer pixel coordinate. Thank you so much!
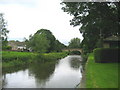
[
  {"left": 0, "top": 13, "right": 9, "bottom": 50},
  {"left": 61, "top": 2, "right": 119, "bottom": 52},
  {"left": 27, "top": 29, "right": 66, "bottom": 53},
  {"left": 28, "top": 32, "right": 50, "bottom": 53},
  {"left": 35, "top": 29, "right": 56, "bottom": 52},
  {"left": 68, "top": 38, "right": 81, "bottom": 49},
  {"left": 35, "top": 29, "right": 66, "bottom": 52},
  {"left": 54, "top": 40, "right": 67, "bottom": 52}
]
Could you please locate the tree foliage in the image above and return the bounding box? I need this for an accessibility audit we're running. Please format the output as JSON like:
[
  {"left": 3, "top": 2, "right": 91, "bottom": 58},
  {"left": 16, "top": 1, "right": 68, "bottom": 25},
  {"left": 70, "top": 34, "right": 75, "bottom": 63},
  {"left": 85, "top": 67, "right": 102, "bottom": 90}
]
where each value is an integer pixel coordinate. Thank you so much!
[
  {"left": 26, "top": 29, "right": 66, "bottom": 53},
  {"left": 68, "top": 37, "right": 81, "bottom": 49},
  {"left": 0, "top": 13, "right": 9, "bottom": 50},
  {"left": 35, "top": 29, "right": 56, "bottom": 52},
  {"left": 28, "top": 33, "right": 50, "bottom": 53},
  {"left": 61, "top": 2, "right": 119, "bottom": 52},
  {"left": 54, "top": 40, "right": 67, "bottom": 52}
]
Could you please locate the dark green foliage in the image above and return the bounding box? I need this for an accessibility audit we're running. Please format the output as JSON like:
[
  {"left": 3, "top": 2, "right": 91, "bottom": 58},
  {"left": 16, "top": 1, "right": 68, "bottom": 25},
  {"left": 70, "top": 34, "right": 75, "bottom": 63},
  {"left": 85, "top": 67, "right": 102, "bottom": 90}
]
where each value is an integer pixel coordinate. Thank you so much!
[
  {"left": 26, "top": 29, "right": 66, "bottom": 53},
  {"left": 2, "top": 46, "right": 12, "bottom": 50},
  {"left": 54, "top": 40, "right": 66, "bottom": 52},
  {"left": 61, "top": 2, "right": 119, "bottom": 53},
  {"left": 2, "top": 38, "right": 8, "bottom": 50},
  {"left": 95, "top": 38, "right": 103, "bottom": 48},
  {"left": 36, "top": 29, "right": 66, "bottom": 52},
  {"left": 82, "top": 43, "right": 91, "bottom": 54},
  {"left": 81, "top": 53, "right": 89, "bottom": 70},
  {"left": 35, "top": 29, "right": 56, "bottom": 52},
  {"left": 69, "top": 51, "right": 81, "bottom": 55},
  {"left": 27, "top": 31, "right": 50, "bottom": 53},
  {"left": 94, "top": 48, "right": 120, "bottom": 63},
  {"left": 68, "top": 38, "right": 81, "bottom": 49}
]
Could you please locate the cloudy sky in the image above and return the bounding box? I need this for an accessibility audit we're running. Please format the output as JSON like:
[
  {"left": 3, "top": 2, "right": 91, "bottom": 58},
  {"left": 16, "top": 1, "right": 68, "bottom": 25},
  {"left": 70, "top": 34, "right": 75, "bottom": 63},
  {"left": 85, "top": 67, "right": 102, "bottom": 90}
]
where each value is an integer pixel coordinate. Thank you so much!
[{"left": 0, "top": 0, "right": 83, "bottom": 45}]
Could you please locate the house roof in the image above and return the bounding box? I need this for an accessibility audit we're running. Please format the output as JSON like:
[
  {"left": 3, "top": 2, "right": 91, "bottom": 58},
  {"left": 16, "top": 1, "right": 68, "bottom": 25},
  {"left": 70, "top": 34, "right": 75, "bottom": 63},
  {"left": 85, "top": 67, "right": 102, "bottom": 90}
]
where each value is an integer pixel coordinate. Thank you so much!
[
  {"left": 8, "top": 41, "right": 26, "bottom": 47},
  {"left": 104, "top": 35, "right": 120, "bottom": 41}
]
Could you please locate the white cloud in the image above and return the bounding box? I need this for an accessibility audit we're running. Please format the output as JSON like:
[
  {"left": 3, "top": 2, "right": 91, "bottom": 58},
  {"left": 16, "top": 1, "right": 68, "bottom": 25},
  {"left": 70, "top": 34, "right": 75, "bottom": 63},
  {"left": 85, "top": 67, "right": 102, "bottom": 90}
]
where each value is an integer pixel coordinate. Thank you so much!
[{"left": 0, "top": 0, "right": 83, "bottom": 45}]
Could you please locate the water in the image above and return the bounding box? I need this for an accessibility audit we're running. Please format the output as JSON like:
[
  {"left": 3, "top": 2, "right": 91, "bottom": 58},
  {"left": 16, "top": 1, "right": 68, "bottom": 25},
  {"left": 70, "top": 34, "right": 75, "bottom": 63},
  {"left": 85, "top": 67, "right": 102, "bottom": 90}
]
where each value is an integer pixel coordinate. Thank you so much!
[{"left": 2, "top": 55, "right": 82, "bottom": 88}]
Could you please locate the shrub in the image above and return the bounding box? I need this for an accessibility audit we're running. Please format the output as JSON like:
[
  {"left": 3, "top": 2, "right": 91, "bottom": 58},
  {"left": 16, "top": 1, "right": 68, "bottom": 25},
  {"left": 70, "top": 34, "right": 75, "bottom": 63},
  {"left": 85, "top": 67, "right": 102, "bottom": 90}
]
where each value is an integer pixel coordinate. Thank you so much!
[
  {"left": 94, "top": 48, "right": 120, "bottom": 63},
  {"left": 2, "top": 46, "right": 12, "bottom": 50}
]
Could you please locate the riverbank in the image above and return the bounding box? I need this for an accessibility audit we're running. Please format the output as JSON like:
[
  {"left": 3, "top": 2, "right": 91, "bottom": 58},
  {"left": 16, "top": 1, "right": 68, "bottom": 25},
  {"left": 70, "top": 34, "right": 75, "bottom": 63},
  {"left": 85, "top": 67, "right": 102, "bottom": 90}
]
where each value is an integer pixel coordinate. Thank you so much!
[
  {"left": 2, "top": 51, "right": 68, "bottom": 68},
  {"left": 85, "top": 53, "right": 119, "bottom": 88},
  {"left": 76, "top": 70, "right": 86, "bottom": 88}
]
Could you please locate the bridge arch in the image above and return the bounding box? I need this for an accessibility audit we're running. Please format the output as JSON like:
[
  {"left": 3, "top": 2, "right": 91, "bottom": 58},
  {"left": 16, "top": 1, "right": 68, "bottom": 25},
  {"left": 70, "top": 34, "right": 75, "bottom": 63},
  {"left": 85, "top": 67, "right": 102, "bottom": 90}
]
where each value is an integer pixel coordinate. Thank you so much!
[{"left": 62, "top": 48, "right": 82, "bottom": 54}]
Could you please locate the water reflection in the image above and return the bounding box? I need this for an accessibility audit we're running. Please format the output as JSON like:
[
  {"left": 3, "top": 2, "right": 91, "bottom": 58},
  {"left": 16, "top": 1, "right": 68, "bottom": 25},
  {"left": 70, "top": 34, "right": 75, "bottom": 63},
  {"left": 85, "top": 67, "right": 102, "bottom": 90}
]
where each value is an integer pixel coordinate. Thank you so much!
[
  {"left": 2, "top": 55, "right": 82, "bottom": 88},
  {"left": 2, "top": 65, "right": 28, "bottom": 75},
  {"left": 28, "top": 61, "right": 56, "bottom": 88},
  {"left": 2, "top": 65, "right": 28, "bottom": 88},
  {"left": 69, "top": 55, "right": 82, "bottom": 70}
]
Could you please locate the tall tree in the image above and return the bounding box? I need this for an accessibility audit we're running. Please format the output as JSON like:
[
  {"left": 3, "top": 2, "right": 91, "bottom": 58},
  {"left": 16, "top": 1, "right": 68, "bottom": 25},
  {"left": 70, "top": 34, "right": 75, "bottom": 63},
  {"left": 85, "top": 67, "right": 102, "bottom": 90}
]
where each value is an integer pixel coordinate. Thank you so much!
[
  {"left": 61, "top": 2, "right": 119, "bottom": 52},
  {"left": 27, "top": 29, "right": 66, "bottom": 52},
  {"left": 0, "top": 13, "right": 9, "bottom": 50},
  {"left": 28, "top": 32, "right": 50, "bottom": 53},
  {"left": 68, "top": 37, "right": 81, "bottom": 49},
  {"left": 35, "top": 29, "right": 56, "bottom": 52}
]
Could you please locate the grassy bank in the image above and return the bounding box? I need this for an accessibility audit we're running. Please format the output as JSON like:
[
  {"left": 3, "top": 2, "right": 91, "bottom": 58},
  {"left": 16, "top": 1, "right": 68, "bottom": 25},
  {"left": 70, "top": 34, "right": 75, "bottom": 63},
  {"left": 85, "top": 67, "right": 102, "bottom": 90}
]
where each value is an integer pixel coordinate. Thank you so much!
[
  {"left": 2, "top": 51, "right": 35, "bottom": 68},
  {"left": 2, "top": 51, "right": 68, "bottom": 68},
  {"left": 86, "top": 53, "right": 119, "bottom": 88}
]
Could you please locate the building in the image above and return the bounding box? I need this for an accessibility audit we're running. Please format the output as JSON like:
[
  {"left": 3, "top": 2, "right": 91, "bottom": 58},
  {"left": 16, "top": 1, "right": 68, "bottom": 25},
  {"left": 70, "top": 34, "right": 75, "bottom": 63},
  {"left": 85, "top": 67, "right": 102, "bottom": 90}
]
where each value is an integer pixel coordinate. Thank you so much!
[
  {"left": 8, "top": 41, "right": 26, "bottom": 51},
  {"left": 103, "top": 35, "right": 120, "bottom": 48}
]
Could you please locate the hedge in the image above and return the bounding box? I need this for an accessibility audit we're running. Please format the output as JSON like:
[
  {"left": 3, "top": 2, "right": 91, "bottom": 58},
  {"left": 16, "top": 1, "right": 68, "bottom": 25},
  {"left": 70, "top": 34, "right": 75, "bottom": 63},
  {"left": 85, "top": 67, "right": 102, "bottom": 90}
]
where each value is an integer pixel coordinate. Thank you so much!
[{"left": 94, "top": 48, "right": 120, "bottom": 63}]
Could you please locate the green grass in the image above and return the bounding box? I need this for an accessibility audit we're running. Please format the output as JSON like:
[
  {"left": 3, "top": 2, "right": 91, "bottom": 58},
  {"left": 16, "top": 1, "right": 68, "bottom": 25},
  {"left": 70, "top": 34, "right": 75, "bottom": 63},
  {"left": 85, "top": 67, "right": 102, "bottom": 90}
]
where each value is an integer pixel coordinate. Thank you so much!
[
  {"left": 2, "top": 51, "right": 68, "bottom": 68},
  {"left": 86, "top": 53, "right": 119, "bottom": 88},
  {"left": 43, "top": 52, "right": 68, "bottom": 61},
  {"left": 2, "top": 51, "right": 35, "bottom": 62},
  {"left": 2, "top": 51, "right": 35, "bottom": 68}
]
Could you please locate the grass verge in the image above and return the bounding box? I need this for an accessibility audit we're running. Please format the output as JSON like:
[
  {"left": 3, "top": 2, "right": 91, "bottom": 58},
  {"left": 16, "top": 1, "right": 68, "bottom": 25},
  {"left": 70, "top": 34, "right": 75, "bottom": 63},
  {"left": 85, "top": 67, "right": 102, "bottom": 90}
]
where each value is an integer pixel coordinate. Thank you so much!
[
  {"left": 86, "top": 53, "right": 119, "bottom": 88},
  {"left": 2, "top": 51, "right": 68, "bottom": 68}
]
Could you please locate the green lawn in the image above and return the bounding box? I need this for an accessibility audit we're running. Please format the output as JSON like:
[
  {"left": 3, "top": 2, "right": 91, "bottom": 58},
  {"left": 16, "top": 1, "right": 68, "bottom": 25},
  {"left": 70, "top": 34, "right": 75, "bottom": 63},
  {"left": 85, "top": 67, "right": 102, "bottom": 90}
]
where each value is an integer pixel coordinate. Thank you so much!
[{"left": 86, "top": 53, "right": 119, "bottom": 88}]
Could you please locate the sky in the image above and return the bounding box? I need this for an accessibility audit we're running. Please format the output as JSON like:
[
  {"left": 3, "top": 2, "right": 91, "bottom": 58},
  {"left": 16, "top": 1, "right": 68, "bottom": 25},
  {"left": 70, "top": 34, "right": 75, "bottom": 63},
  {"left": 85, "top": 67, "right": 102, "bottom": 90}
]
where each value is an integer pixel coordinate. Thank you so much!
[{"left": 0, "top": 0, "right": 83, "bottom": 45}]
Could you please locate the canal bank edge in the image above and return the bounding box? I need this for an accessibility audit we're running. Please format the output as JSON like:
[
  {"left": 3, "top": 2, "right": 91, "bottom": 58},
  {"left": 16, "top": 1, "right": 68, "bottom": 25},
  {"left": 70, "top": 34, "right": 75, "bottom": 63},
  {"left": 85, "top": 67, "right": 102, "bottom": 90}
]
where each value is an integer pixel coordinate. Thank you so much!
[
  {"left": 76, "top": 53, "right": 90, "bottom": 88},
  {"left": 76, "top": 70, "right": 86, "bottom": 88}
]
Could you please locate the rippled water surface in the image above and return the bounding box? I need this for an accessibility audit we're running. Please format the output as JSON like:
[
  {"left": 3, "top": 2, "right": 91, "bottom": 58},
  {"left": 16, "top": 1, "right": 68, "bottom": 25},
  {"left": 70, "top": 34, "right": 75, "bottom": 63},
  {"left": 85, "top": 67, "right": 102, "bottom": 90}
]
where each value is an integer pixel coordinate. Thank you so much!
[{"left": 3, "top": 55, "right": 82, "bottom": 88}]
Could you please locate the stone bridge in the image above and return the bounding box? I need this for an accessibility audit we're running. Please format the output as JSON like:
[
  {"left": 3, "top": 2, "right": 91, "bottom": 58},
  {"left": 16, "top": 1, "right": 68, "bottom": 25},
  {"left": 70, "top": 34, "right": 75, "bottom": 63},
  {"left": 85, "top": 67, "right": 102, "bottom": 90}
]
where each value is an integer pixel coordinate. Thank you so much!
[{"left": 62, "top": 48, "right": 82, "bottom": 53}]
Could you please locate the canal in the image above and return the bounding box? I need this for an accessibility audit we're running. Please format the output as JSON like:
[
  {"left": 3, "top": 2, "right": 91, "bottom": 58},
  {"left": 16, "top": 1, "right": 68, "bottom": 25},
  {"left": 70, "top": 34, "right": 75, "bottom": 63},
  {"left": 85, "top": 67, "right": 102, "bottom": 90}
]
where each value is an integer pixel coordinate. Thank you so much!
[{"left": 2, "top": 55, "right": 82, "bottom": 88}]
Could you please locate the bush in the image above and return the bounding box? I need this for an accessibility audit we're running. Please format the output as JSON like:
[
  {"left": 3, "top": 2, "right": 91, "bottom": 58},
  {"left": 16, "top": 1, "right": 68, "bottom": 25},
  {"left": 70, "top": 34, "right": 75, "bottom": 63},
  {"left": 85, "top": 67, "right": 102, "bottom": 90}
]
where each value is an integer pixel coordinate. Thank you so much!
[
  {"left": 94, "top": 48, "right": 120, "bottom": 63},
  {"left": 2, "top": 46, "right": 12, "bottom": 50}
]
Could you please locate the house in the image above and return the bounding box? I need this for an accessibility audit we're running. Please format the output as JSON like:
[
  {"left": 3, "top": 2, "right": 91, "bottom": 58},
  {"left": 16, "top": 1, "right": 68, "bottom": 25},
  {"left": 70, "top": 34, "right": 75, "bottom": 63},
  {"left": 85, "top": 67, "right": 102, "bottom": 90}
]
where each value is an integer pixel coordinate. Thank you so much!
[
  {"left": 8, "top": 41, "right": 26, "bottom": 51},
  {"left": 103, "top": 35, "right": 120, "bottom": 48},
  {"left": 17, "top": 45, "right": 26, "bottom": 51}
]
